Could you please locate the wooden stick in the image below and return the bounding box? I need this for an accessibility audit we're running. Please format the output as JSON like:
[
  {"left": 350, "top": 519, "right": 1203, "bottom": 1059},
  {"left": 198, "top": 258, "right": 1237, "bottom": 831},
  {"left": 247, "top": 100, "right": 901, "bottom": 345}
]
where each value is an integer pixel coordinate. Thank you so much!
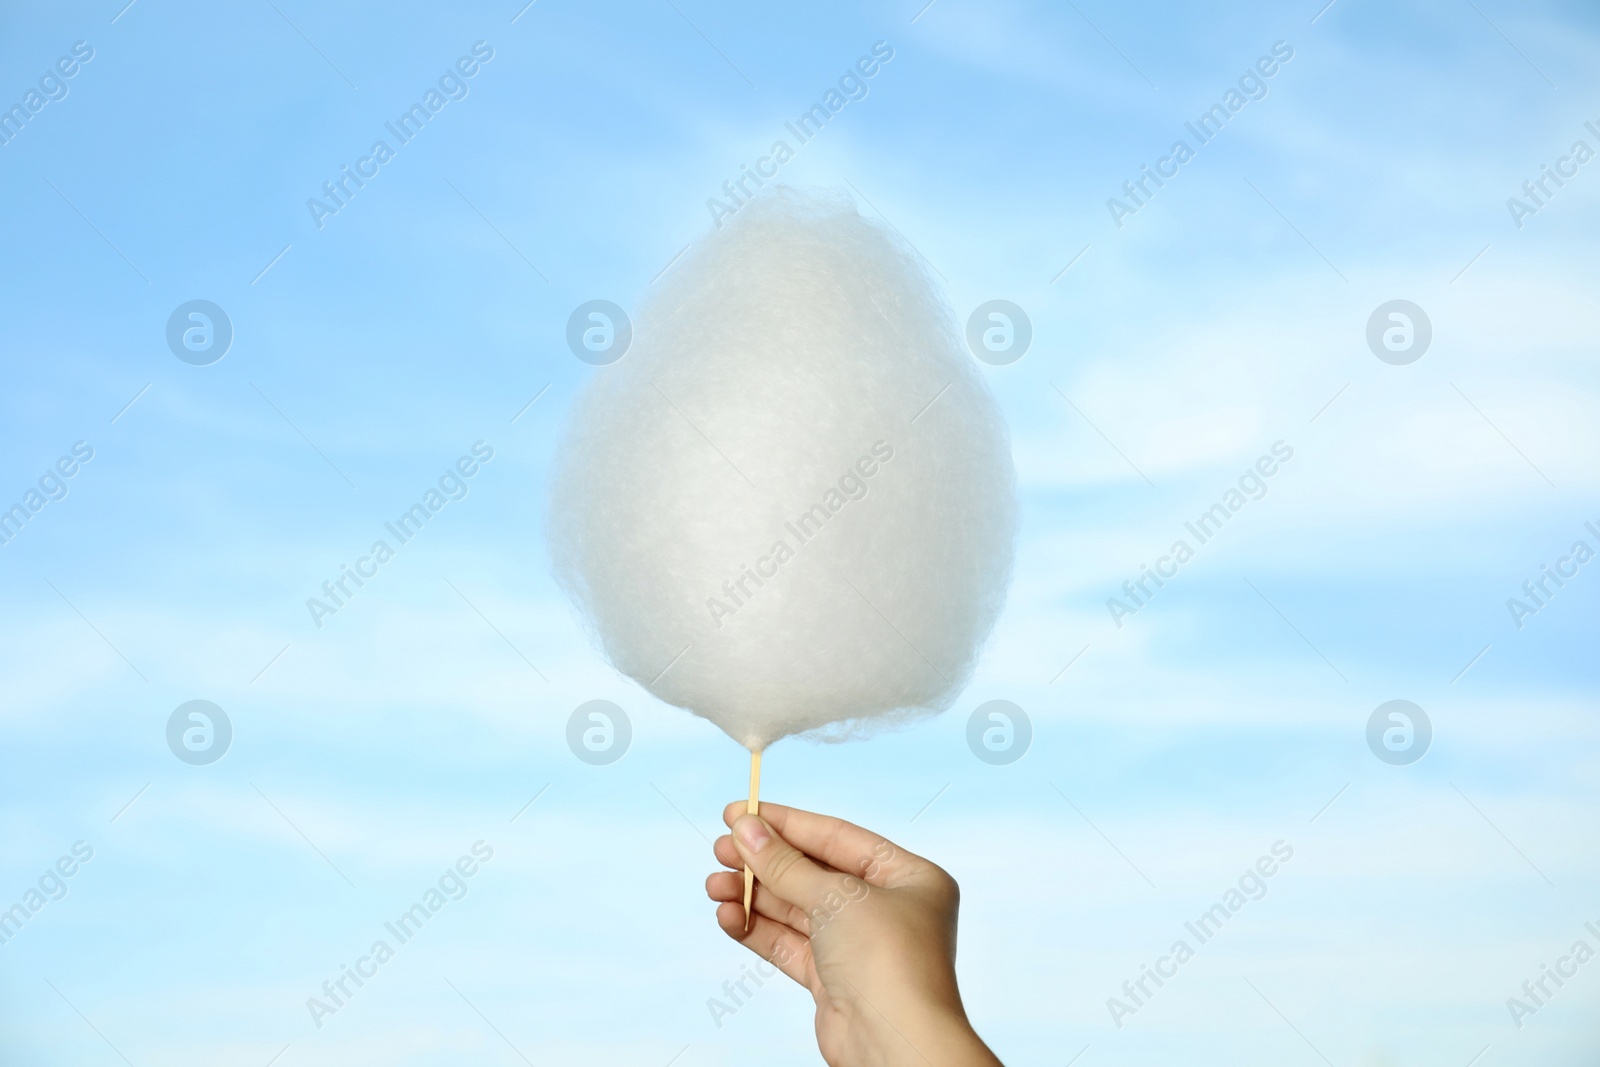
[{"left": 743, "top": 747, "right": 762, "bottom": 932}]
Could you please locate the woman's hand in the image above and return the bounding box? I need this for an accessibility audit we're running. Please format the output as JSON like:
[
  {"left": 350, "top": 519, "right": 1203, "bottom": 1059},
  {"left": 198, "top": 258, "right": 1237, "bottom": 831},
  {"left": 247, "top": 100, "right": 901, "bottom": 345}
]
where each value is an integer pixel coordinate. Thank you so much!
[{"left": 706, "top": 801, "right": 1003, "bottom": 1066}]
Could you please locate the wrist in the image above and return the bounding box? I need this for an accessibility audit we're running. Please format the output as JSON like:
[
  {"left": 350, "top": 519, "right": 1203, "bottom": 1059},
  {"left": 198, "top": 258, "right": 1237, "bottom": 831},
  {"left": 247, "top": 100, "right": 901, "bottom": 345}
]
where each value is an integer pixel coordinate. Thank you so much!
[
  {"left": 856, "top": 1003, "right": 998, "bottom": 1067},
  {"left": 915, "top": 1008, "right": 1001, "bottom": 1067}
]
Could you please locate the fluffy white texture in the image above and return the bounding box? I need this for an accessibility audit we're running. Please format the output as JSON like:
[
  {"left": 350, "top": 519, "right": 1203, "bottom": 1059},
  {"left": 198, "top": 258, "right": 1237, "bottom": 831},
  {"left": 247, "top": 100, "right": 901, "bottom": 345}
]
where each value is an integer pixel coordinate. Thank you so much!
[{"left": 548, "top": 189, "right": 1016, "bottom": 750}]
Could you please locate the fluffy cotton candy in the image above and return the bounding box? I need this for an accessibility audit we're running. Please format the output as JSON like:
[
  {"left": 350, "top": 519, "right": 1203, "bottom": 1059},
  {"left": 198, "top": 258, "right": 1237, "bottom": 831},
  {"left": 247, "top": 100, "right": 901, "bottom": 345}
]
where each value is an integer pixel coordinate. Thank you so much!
[{"left": 547, "top": 188, "right": 1015, "bottom": 751}]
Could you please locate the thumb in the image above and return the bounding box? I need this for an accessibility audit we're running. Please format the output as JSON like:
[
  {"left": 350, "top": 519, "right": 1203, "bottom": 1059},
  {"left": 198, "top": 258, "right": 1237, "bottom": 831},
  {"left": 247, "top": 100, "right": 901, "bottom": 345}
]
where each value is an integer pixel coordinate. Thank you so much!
[{"left": 732, "top": 814, "right": 835, "bottom": 912}]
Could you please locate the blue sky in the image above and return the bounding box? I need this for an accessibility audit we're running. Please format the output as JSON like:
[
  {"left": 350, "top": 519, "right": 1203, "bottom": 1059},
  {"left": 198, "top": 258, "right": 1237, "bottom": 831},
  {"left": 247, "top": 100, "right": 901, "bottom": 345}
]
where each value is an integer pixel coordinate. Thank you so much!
[{"left": 1, "top": 0, "right": 1598, "bottom": 1064}]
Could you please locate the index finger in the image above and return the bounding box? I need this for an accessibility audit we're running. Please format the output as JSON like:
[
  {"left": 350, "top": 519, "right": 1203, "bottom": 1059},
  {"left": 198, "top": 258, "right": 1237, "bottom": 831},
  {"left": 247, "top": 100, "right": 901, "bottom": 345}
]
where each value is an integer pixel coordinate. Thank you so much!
[{"left": 721, "top": 801, "right": 915, "bottom": 887}]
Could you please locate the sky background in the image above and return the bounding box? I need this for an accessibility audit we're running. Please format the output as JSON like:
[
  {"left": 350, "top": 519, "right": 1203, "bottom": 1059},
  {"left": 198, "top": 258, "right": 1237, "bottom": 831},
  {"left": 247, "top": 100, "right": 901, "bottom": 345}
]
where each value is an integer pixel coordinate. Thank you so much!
[{"left": 1, "top": 0, "right": 1598, "bottom": 1064}]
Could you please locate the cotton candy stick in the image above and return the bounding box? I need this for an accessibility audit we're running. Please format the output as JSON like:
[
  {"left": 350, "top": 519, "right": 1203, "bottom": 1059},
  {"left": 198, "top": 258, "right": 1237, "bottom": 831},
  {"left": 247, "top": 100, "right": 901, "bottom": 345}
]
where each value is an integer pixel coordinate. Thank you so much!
[{"left": 743, "top": 748, "right": 762, "bottom": 932}]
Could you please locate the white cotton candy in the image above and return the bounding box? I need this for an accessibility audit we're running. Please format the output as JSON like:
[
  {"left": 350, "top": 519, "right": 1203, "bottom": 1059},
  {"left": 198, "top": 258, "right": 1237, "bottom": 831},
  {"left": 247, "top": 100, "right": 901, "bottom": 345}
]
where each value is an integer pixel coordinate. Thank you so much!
[{"left": 547, "top": 188, "right": 1016, "bottom": 751}]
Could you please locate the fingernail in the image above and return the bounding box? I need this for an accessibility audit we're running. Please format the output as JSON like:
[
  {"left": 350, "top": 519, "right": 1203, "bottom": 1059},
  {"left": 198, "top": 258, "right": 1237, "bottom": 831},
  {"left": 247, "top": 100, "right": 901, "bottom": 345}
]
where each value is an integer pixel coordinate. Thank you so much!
[{"left": 735, "top": 816, "right": 770, "bottom": 853}]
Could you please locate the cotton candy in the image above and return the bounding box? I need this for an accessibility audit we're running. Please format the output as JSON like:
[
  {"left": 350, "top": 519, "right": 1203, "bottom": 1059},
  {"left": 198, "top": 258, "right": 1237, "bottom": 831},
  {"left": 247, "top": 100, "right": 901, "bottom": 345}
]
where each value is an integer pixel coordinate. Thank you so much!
[{"left": 547, "top": 187, "right": 1015, "bottom": 751}]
